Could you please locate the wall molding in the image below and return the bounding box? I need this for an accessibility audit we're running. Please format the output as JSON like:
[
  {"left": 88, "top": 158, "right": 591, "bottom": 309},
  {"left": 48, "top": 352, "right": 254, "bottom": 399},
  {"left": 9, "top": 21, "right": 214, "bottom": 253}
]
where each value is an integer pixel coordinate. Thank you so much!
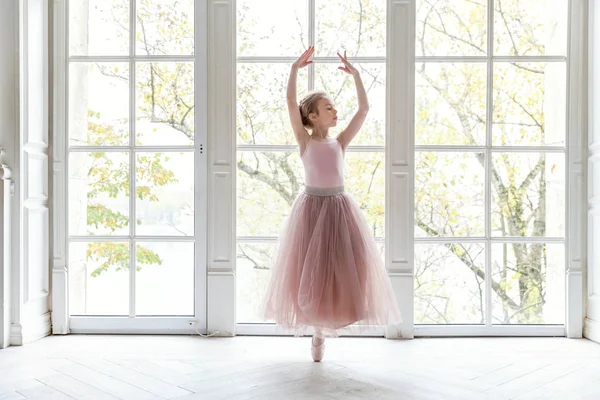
[{"left": 584, "top": 317, "right": 600, "bottom": 343}]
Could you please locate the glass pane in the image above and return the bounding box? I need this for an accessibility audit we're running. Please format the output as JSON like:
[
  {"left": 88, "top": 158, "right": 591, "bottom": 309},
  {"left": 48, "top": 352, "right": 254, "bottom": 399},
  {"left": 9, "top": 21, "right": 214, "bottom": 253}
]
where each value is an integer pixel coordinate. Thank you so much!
[
  {"left": 136, "top": 62, "right": 194, "bottom": 146},
  {"left": 416, "top": 0, "right": 487, "bottom": 56},
  {"left": 136, "top": 152, "right": 194, "bottom": 236},
  {"left": 69, "top": 0, "right": 129, "bottom": 56},
  {"left": 237, "top": 243, "right": 277, "bottom": 323},
  {"left": 136, "top": 242, "right": 194, "bottom": 316},
  {"left": 494, "top": 0, "right": 568, "bottom": 56},
  {"left": 345, "top": 152, "right": 385, "bottom": 238},
  {"left": 314, "top": 63, "right": 385, "bottom": 146},
  {"left": 315, "top": 0, "right": 386, "bottom": 57},
  {"left": 491, "top": 153, "right": 565, "bottom": 237},
  {"left": 69, "top": 63, "right": 129, "bottom": 147},
  {"left": 237, "top": 0, "right": 308, "bottom": 57},
  {"left": 69, "top": 152, "right": 130, "bottom": 236},
  {"left": 136, "top": 0, "right": 194, "bottom": 55},
  {"left": 492, "top": 243, "right": 564, "bottom": 324},
  {"left": 416, "top": 152, "right": 485, "bottom": 237},
  {"left": 493, "top": 63, "right": 566, "bottom": 146},
  {"left": 237, "top": 64, "right": 308, "bottom": 146},
  {"left": 416, "top": 63, "right": 486, "bottom": 146},
  {"left": 415, "top": 243, "right": 486, "bottom": 324},
  {"left": 237, "top": 151, "right": 303, "bottom": 237},
  {"left": 69, "top": 241, "right": 129, "bottom": 316}
]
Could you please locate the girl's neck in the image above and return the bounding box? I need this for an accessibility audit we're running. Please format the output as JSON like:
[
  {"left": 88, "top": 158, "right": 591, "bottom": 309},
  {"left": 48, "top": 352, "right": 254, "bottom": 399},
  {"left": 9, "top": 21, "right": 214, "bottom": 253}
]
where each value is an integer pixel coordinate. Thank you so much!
[{"left": 311, "top": 127, "right": 330, "bottom": 140}]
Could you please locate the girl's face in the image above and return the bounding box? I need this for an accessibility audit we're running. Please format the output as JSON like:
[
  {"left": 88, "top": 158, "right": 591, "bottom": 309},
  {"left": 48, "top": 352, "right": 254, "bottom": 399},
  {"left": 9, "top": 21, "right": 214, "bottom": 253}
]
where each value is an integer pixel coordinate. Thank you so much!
[{"left": 311, "top": 97, "right": 338, "bottom": 128}]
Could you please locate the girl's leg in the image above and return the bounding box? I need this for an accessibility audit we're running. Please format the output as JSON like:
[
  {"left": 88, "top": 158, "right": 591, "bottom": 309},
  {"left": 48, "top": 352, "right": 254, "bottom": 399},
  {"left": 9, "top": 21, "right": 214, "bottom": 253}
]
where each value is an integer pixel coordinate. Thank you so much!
[{"left": 311, "top": 327, "right": 325, "bottom": 362}]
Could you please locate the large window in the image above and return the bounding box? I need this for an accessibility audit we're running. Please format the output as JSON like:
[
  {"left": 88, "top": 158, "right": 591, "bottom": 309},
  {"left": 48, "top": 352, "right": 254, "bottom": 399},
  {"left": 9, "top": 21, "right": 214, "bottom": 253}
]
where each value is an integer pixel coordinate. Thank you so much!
[
  {"left": 236, "top": 0, "right": 569, "bottom": 329},
  {"left": 60, "top": 0, "right": 572, "bottom": 334},
  {"left": 414, "top": 0, "right": 567, "bottom": 325},
  {"left": 67, "top": 0, "right": 202, "bottom": 321},
  {"left": 236, "top": 0, "right": 387, "bottom": 323}
]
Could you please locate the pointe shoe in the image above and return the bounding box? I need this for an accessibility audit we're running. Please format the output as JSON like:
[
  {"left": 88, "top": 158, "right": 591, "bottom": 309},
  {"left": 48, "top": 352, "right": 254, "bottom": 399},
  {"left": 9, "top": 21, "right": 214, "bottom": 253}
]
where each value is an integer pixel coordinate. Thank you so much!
[{"left": 311, "top": 336, "right": 325, "bottom": 362}]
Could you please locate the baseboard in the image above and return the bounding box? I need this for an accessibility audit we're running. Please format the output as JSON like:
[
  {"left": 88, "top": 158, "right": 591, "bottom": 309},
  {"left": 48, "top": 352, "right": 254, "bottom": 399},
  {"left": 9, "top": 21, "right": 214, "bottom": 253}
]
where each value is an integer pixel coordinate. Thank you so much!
[
  {"left": 583, "top": 318, "right": 600, "bottom": 344},
  {"left": 9, "top": 312, "right": 51, "bottom": 346}
]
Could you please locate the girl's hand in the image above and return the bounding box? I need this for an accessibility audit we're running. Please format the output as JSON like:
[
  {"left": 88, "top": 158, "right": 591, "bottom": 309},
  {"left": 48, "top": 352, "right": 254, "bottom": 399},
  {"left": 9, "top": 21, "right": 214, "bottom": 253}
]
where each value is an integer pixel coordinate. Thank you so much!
[
  {"left": 337, "top": 51, "right": 359, "bottom": 76},
  {"left": 293, "top": 46, "right": 314, "bottom": 69}
]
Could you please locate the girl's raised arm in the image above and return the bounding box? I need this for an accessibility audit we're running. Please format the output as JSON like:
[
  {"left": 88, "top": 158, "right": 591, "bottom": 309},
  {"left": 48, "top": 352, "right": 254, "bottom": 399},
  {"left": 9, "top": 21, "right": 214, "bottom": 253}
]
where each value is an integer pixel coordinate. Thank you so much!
[
  {"left": 336, "top": 51, "right": 369, "bottom": 150},
  {"left": 287, "top": 46, "right": 314, "bottom": 151}
]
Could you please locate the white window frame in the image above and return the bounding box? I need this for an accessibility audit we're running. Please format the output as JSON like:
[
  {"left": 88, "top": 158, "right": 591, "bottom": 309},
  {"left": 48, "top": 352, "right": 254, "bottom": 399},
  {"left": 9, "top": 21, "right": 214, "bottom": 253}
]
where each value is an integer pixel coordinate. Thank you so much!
[
  {"left": 411, "top": 0, "right": 580, "bottom": 337},
  {"left": 51, "top": 0, "right": 587, "bottom": 338},
  {"left": 52, "top": 0, "right": 208, "bottom": 334},
  {"left": 415, "top": 0, "right": 587, "bottom": 337}
]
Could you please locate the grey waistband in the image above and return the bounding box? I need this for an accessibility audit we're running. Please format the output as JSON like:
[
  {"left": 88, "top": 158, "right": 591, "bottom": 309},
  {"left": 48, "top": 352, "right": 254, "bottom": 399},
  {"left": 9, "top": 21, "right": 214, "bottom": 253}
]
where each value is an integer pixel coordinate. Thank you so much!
[{"left": 304, "top": 186, "right": 345, "bottom": 196}]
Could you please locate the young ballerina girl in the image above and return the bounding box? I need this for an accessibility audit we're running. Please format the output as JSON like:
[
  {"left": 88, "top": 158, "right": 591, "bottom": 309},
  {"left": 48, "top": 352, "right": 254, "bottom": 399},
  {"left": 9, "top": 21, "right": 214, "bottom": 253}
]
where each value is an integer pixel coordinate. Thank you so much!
[{"left": 262, "top": 46, "right": 402, "bottom": 362}]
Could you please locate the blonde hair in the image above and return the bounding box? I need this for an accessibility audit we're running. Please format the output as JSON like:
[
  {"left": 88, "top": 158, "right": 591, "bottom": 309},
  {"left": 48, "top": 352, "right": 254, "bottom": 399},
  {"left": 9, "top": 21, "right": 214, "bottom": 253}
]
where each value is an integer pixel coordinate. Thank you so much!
[{"left": 299, "top": 91, "right": 329, "bottom": 128}]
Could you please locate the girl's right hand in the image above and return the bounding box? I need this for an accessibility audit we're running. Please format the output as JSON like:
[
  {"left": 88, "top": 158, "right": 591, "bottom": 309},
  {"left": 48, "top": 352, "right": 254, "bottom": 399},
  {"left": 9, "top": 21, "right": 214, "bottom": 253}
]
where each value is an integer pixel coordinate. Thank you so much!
[{"left": 293, "top": 46, "right": 314, "bottom": 69}]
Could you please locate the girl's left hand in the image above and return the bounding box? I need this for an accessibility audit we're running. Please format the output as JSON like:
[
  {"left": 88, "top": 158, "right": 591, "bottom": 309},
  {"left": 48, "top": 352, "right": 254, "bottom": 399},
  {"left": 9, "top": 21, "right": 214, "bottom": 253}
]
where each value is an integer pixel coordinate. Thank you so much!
[{"left": 337, "top": 51, "right": 359, "bottom": 76}]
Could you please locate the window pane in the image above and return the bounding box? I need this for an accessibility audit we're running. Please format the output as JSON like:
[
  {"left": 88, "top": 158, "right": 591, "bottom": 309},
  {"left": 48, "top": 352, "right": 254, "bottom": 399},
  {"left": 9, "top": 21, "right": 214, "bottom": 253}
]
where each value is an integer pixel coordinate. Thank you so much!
[
  {"left": 316, "top": 0, "right": 386, "bottom": 57},
  {"left": 416, "top": 62, "right": 486, "bottom": 146},
  {"left": 69, "top": 0, "right": 129, "bottom": 56},
  {"left": 237, "top": 151, "right": 303, "bottom": 237},
  {"left": 416, "top": 152, "right": 485, "bottom": 237},
  {"left": 491, "top": 153, "right": 565, "bottom": 237},
  {"left": 136, "top": 152, "right": 194, "bottom": 236},
  {"left": 69, "top": 152, "right": 130, "bottom": 236},
  {"left": 136, "top": 62, "right": 194, "bottom": 146},
  {"left": 314, "top": 63, "right": 385, "bottom": 146},
  {"left": 494, "top": 0, "right": 568, "bottom": 56},
  {"left": 493, "top": 63, "right": 566, "bottom": 146},
  {"left": 492, "top": 243, "right": 564, "bottom": 324},
  {"left": 237, "top": 64, "right": 308, "bottom": 146},
  {"left": 416, "top": 0, "right": 487, "bottom": 56},
  {"left": 69, "top": 241, "right": 130, "bottom": 316},
  {"left": 237, "top": 243, "right": 277, "bottom": 323},
  {"left": 69, "top": 63, "right": 129, "bottom": 147},
  {"left": 237, "top": 0, "right": 308, "bottom": 57},
  {"left": 136, "top": 242, "right": 194, "bottom": 316},
  {"left": 136, "top": 0, "right": 194, "bottom": 55},
  {"left": 345, "top": 152, "right": 385, "bottom": 238},
  {"left": 415, "top": 243, "right": 486, "bottom": 324}
]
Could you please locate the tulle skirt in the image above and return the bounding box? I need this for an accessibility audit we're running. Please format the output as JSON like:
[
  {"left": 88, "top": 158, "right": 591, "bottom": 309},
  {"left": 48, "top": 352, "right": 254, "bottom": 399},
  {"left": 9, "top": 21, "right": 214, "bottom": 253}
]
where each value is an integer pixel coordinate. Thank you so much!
[{"left": 261, "top": 185, "right": 402, "bottom": 337}]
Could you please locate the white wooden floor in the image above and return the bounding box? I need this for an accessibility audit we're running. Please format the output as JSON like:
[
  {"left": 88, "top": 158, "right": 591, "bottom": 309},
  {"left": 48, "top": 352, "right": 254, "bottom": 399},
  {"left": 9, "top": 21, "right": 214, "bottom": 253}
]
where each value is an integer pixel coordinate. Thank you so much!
[{"left": 1, "top": 335, "right": 599, "bottom": 400}]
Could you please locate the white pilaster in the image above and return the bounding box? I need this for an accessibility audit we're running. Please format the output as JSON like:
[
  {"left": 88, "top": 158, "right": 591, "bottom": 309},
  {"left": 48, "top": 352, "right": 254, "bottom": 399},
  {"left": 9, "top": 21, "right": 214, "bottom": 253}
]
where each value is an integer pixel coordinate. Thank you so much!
[
  {"left": 12, "top": 0, "right": 52, "bottom": 345},
  {"left": 565, "top": 0, "right": 588, "bottom": 339},
  {"left": 206, "top": 0, "right": 237, "bottom": 336},
  {"left": 50, "top": 0, "right": 68, "bottom": 335},
  {"left": 586, "top": 0, "right": 600, "bottom": 344},
  {"left": 0, "top": 150, "right": 13, "bottom": 349},
  {"left": 0, "top": 0, "right": 18, "bottom": 350},
  {"left": 385, "top": 0, "right": 415, "bottom": 339}
]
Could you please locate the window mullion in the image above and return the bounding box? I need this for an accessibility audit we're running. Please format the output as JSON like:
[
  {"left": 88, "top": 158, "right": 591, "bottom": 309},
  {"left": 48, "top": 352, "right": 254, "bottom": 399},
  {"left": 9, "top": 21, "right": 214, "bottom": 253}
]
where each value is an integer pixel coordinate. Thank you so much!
[
  {"left": 485, "top": 0, "right": 494, "bottom": 328},
  {"left": 129, "top": 0, "right": 137, "bottom": 319}
]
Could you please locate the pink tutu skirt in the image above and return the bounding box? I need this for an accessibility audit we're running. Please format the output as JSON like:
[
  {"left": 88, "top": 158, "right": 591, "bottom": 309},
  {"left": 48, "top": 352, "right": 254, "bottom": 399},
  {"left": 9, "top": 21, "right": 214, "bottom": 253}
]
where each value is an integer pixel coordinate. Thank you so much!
[{"left": 261, "top": 185, "right": 402, "bottom": 337}]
